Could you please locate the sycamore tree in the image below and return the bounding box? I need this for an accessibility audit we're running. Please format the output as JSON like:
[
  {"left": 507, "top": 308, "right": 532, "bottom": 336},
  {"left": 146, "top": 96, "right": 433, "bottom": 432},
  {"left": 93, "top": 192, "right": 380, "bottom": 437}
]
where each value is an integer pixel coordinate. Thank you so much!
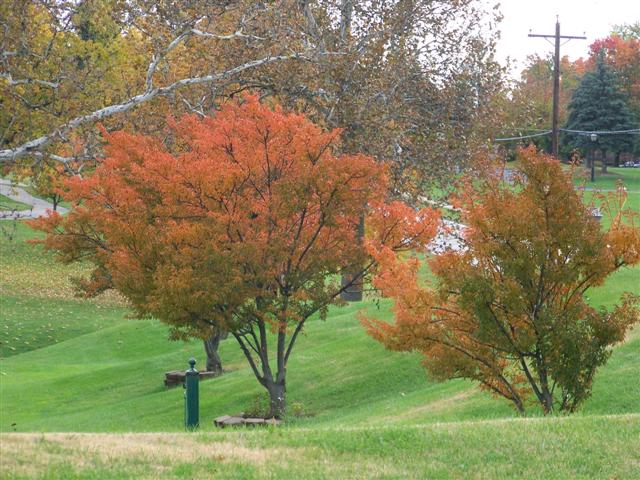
[
  {"left": 265, "top": 0, "right": 506, "bottom": 198},
  {"left": 31, "top": 95, "right": 439, "bottom": 417},
  {"left": 0, "top": 0, "right": 321, "bottom": 166},
  {"left": 363, "top": 147, "right": 640, "bottom": 414},
  {"left": 1, "top": 0, "right": 505, "bottom": 205}
]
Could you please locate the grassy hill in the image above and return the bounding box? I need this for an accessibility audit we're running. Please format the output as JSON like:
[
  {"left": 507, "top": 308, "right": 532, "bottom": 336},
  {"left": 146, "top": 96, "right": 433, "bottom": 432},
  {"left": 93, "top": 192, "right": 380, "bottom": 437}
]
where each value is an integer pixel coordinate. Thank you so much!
[
  {"left": 0, "top": 194, "right": 30, "bottom": 212},
  {"left": 1, "top": 167, "right": 639, "bottom": 478},
  {"left": 576, "top": 166, "right": 640, "bottom": 223}
]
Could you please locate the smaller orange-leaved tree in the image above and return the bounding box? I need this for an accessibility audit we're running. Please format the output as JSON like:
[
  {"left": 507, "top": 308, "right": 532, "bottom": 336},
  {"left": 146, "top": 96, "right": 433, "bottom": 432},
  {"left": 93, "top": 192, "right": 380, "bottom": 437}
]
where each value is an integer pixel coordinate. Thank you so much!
[
  {"left": 31, "top": 94, "right": 439, "bottom": 418},
  {"left": 363, "top": 147, "right": 640, "bottom": 414}
]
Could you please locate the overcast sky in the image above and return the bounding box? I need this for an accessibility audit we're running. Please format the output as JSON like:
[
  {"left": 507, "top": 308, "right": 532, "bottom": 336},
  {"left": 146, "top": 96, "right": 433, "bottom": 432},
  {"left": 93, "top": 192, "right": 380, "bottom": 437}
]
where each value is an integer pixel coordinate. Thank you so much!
[{"left": 493, "top": 0, "right": 640, "bottom": 76}]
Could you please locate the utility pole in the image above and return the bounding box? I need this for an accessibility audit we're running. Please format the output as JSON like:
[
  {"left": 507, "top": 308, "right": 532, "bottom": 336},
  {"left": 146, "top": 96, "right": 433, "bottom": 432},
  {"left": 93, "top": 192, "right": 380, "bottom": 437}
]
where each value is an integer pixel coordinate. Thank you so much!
[{"left": 529, "top": 17, "right": 586, "bottom": 158}]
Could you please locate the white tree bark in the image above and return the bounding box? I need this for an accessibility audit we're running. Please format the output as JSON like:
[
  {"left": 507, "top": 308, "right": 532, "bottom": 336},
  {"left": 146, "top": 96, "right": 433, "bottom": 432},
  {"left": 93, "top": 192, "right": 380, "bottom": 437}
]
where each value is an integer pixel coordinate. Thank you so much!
[{"left": 0, "top": 22, "right": 308, "bottom": 165}]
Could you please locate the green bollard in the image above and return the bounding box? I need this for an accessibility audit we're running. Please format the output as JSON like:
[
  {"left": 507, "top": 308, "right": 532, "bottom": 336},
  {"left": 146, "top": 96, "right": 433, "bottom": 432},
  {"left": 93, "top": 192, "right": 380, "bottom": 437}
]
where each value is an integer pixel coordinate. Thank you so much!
[{"left": 184, "top": 358, "right": 199, "bottom": 430}]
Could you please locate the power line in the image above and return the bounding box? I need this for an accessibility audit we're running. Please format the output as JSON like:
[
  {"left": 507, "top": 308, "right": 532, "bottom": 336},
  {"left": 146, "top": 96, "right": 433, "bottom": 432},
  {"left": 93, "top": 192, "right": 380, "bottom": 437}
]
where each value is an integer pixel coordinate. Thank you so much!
[
  {"left": 494, "top": 131, "right": 552, "bottom": 142},
  {"left": 494, "top": 129, "right": 640, "bottom": 142},
  {"left": 560, "top": 128, "right": 640, "bottom": 135}
]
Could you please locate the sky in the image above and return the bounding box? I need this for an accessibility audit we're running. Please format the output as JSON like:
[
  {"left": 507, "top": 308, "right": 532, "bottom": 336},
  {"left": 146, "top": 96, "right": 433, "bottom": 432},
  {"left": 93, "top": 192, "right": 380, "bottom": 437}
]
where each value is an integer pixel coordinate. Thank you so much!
[{"left": 493, "top": 0, "right": 640, "bottom": 76}]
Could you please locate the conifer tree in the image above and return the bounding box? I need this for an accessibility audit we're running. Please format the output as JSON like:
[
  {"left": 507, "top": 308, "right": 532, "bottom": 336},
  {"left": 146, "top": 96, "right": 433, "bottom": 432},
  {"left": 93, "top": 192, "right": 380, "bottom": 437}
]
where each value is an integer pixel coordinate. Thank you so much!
[{"left": 564, "top": 53, "right": 636, "bottom": 167}]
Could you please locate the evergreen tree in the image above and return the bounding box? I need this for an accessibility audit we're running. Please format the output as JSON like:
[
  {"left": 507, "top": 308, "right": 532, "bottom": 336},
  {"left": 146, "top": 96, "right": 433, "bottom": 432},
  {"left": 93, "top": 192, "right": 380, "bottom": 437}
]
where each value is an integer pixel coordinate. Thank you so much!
[{"left": 564, "top": 53, "right": 636, "bottom": 166}]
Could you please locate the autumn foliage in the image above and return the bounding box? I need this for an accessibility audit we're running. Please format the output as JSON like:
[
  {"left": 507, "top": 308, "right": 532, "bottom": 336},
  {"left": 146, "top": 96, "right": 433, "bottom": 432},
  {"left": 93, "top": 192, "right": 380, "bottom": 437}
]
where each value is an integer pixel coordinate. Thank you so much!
[
  {"left": 363, "top": 147, "right": 640, "bottom": 414},
  {"left": 30, "top": 94, "right": 439, "bottom": 417},
  {"left": 589, "top": 34, "right": 640, "bottom": 115}
]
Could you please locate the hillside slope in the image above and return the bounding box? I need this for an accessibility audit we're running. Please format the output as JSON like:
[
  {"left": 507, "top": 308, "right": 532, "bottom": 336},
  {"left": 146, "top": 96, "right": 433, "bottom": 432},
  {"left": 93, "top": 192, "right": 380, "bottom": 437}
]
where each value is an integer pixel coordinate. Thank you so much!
[
  {"left": 1, "top": 167, "right": 639, "bottom": 478},
  {"left": 1, "top": 223, "right": 638, "bottom": 433}
]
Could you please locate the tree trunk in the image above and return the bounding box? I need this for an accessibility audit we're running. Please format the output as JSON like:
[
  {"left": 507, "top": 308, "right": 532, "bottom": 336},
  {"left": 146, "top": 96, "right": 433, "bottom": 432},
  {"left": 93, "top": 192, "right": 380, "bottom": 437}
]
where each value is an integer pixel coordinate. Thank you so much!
[
  {"left": 340, "top": 214, "right": 365, "bottom": 302},
  {"left": 538, "top": 375, "right": 555, "bottom": 414},
  {"left": 601, "top": 151, "right": 608, "bottom": 174},
  {"left": 533, "top": 351, "right": 555, "bottom": 414},
  {"left": 511, "top": 394, "right": 525, "bottom": 415},
  {"left": 265, "top": 380, "right": 286, "bottom": 419},
  {"left": 203, "top": 330, "right": 226, "bottom": 376}
]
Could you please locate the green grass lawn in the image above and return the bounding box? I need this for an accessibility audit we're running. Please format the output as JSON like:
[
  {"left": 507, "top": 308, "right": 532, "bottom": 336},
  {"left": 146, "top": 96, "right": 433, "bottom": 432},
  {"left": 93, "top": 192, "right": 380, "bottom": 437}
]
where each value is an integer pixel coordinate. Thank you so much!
[
  {"left": 1, "top": 167, "right": 639, "bottom": 478},
  {"left": 574, "top": 167, "right": 640, "bottom": 227},
  {"left": 576, "top": 166, "right": 640, "bottom": 191},
  {"left": 2, "top": 415, "right": 639, "bottom": 479},
  {"left": 0, "top": 194, "right": 30, "bottom": 212}
]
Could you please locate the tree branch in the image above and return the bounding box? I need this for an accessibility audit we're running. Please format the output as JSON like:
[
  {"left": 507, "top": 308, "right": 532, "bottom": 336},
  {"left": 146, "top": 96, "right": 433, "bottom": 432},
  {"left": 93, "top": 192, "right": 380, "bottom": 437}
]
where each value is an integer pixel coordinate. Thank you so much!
[
  {"left": 0, "top": 53, "right": 306, "bottom": 164},
  {"left": 232, "top": 331, "right": 264, "bottom": 385},
  {"left": 191, "top": 29, "right": 266, "bottom": 42},
  {"left": 0, "top": 72, "right": 59, "bottom": 89}
]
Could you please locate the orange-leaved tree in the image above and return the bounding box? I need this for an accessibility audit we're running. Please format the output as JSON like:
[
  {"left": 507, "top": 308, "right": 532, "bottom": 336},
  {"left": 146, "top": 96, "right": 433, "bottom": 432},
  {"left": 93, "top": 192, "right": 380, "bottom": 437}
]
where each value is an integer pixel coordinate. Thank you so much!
[
  {"left": 30, "top": 94, "right": 439, "bottom": 418},
  {"left": 363, "top": 147, "right": 640, "bottom": 414}
]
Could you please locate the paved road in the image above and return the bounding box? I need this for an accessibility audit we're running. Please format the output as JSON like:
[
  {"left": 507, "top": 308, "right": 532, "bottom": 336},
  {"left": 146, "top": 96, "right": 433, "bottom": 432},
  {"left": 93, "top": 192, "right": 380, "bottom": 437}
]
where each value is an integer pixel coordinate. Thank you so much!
[
  {"left": 418, "top": 196, "right": 466, "bottom": 253},
  {"left": 428, "top": 219, "right": 466, "bottom": 254},
  {"left": 0, "top": 179, "right": 68, "bottom": 219}
]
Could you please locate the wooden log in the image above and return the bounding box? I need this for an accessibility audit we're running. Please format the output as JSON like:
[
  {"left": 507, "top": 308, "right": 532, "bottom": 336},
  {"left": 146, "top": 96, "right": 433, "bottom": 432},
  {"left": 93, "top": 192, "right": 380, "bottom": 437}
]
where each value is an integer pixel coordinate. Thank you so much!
[
  {"left": 164, "top": 370, "right": 219, "bottom": 388},
  {"left": 214, "top": 415, "right": 232, "bottom": 427},
  {"left": 221, "top": 416, "right": 244, "bottom": 426},
  {"left": 244, "top": 418, "right": 266, "bottom": 425},
  {"left": 213, "top": 415, "right": 280, "bottom": 428}
]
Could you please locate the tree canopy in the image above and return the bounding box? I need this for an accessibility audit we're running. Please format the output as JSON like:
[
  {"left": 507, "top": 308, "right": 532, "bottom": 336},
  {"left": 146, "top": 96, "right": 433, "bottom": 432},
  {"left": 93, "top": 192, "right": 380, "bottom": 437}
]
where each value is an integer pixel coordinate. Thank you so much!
[
  {"left": 1, "top": 0, "right": 504, "bottom": 199},
  {"left": 31, "top": 94, "right": 440, "bottom": 417},
  {"left": 363, "top": 147, "right": 640, "bottom": 414}
]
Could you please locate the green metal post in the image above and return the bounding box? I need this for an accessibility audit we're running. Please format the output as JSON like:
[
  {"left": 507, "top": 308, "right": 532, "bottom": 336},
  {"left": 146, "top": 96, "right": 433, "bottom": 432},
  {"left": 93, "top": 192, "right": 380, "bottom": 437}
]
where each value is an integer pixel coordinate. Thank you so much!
[{"left": 184, "top": 357, "right": 199, "bottom": 430}]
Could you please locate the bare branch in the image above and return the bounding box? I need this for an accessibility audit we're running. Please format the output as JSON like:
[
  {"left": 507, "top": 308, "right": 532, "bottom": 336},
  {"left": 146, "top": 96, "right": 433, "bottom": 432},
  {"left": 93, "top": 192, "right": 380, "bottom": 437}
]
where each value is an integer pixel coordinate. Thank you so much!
[
  {"left": 145, "top": 30, "right": 192, "bottom": 91},
  {"left": 339, "top": 0, "right": 353, "bottom": 42},
  {"left": 191, "top": 29, "right": 266, "bottom": 42},
  {"left": 297, "top": 0, "right": 326, "bottom": 52},
  {"left": 1, "top": 72, "right": 59, "bottom": 89},
  {"left": 180, "top": 97, "right": 206, "bottom": 117},
  {"left": 0, "top": 53, "right": 305, "bottom": 164},
  {"left": 30, "top": 151, "right": 73, "bottom": 165}
]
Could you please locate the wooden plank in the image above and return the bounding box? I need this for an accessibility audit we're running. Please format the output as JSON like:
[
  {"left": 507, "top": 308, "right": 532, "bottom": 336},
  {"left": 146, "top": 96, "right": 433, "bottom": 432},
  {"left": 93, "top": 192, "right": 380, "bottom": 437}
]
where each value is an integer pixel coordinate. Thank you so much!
[
  {"left": 244, "top": 418, "right": 265, "bottom": 425},
  {"left": 222, "top": 416, "right": 244, "bottom": 426}
]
